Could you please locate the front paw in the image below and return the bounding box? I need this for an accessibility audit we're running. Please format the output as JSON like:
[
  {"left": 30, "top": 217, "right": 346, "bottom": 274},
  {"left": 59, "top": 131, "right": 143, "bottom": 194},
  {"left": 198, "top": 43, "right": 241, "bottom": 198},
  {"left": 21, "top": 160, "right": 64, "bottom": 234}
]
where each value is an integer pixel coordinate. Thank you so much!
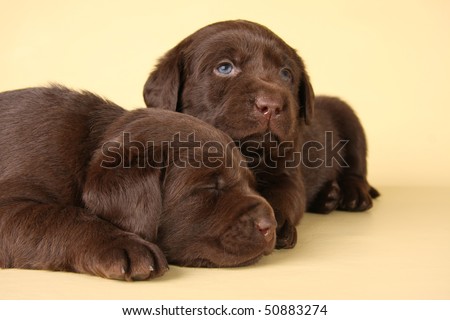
[
  {"left": 276, "top": 222, "right": 297, "bottom": 249},
  {"left": 308, "top": 180, "right": 341, "bottom": 214},
  {"left": 339, "top": 177, "right": 379, "bottom": 211},
  {"left": 82, "top": 234, "right": 169, "bottom": 281}
]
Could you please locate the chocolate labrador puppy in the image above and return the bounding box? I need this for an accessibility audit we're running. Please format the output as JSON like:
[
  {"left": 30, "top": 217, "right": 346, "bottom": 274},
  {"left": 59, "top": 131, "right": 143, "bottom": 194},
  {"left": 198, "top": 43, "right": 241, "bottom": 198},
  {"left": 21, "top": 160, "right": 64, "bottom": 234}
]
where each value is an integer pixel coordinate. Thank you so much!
[
  {"left": 143, "top": 20, "right": 379, "bottom": 249},
  {"left": 0, "top": 86, "right": 276, "bottom": 280}
]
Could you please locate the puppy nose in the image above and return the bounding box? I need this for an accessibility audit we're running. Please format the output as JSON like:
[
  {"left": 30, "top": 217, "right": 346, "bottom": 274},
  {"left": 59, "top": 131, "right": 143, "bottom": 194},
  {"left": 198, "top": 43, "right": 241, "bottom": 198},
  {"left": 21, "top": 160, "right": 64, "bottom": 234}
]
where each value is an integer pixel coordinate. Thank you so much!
[
  {"left": 255, "top": 217, "right": 276, "bottom": 241},
  {"left": 255, "top": 96, "right": 283, "bottom": 120}
]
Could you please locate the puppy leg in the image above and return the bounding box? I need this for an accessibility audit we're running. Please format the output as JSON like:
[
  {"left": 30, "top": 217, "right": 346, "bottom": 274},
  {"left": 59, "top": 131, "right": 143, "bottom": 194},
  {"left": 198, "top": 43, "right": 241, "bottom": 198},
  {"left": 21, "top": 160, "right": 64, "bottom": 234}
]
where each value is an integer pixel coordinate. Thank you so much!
[
  {"left": 307, "top": 180, "right": 341, "bottom": 214},
  {"left": 258, "top": 192, "right": 298, "bottom": 249},
  {"left": 339, "top": 176, "right": 380, "bottom": 211},
  {"left": 275, "top": 220, "right": 298, "bottom": 249},
  {"left": 336, "top": 117, "right": 380, "bottom": 211},
  {"left": 313, "top": 96, "right": 379, "bottom": 212},
  {"left": 257, "top": 168, "right": 304, "bottom": 249},
  {"left": 0, "top": 201, "right": 168, "bottom": 280}
]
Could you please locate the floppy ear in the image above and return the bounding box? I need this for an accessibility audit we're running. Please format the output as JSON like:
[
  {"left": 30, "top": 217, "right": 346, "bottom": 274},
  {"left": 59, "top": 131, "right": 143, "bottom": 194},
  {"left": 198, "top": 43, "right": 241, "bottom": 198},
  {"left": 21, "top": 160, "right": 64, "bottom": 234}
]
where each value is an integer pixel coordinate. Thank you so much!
[
  {"left": 298, "top": 66, "right": 315, "bottom": 125},
  {"left": 143, "top": 39, "right": 191, "bottom": 112},
  {"left": 82, "top": 134, "right": 165, "bottom": 242}
]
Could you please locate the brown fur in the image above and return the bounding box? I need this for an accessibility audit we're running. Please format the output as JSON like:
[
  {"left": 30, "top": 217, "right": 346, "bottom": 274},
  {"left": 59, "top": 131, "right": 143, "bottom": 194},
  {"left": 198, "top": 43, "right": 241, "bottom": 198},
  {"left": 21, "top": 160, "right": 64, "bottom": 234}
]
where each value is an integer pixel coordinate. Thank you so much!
[
  {"left": 143, "top": 20, "right": 379, "bottom": 249},
  {"left": 0, "top": 86, "right": 276, "bottom": 280}
]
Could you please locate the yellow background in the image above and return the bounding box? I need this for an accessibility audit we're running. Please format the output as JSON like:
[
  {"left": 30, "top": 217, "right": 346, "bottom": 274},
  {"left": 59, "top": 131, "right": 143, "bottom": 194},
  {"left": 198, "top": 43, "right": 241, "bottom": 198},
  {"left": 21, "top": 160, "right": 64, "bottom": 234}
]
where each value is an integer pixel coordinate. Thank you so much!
[
  {"left": 1, "top": 0, "right": 450, "bottom": 300},
  {"left": 1, "top": 0, "right": 449, "bottom": 187}
]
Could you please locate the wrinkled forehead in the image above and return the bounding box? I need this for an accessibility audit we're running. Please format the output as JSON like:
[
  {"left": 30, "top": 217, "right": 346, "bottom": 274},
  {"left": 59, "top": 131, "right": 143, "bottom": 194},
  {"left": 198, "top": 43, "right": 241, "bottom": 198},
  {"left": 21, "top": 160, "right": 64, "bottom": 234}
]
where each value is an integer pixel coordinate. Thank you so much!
[
  {"left": 169, "top": 139, "right": 255, "bottom": 185},
  {"left": 174, "top": 135, "right": 248, "bottom": 169}
]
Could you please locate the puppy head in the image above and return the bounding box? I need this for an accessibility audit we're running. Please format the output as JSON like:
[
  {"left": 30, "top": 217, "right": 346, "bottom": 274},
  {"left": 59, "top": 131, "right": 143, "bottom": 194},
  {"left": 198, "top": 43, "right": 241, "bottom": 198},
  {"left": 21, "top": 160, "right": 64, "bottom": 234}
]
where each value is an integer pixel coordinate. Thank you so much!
[
  {"left": 83, "top": 109, "right": 276, "bottom": 267},
  {"left": 143, "top": 20, "right": 315, "bottom": 143}
]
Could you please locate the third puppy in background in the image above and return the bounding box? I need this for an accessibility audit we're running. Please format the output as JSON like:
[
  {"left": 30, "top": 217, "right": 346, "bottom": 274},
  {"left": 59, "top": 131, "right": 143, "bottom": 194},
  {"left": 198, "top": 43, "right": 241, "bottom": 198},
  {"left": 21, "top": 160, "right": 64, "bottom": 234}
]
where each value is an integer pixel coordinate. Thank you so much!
[{"left": 143, "top": 20, "right": 379, "bottom": 249}]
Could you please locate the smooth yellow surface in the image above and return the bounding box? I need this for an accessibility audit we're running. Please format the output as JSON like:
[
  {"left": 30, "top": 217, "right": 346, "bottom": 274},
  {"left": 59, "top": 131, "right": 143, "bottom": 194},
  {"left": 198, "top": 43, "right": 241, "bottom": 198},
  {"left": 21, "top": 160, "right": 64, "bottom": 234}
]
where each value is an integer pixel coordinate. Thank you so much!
[
  {"left": 1, "top": 1, "right": 450, "bottom": 300},
  {"left": 1, "top": 186, "right": 449, "bottom": 300}
]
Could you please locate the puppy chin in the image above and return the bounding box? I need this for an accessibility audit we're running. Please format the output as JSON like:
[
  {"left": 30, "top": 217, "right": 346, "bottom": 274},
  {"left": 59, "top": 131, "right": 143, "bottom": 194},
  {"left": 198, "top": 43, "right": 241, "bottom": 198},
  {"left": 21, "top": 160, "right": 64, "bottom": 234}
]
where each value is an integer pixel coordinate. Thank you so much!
[
  {"left": 237, "top": 131, "right": 282, "bottom": 149},
  {"left": 219, "top": 119, "right": 293, "bottom": 145},
  {"left": 184, "top": 250, "right": 269, "bottom": 268}
]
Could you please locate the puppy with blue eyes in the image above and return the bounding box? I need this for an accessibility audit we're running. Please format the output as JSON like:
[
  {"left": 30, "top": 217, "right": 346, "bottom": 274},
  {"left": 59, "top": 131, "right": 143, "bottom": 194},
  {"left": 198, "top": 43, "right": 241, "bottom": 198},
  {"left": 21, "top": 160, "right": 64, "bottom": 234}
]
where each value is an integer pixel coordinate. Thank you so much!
[{"left": 143, "top": 20, "right": 379, "bottom": 249}]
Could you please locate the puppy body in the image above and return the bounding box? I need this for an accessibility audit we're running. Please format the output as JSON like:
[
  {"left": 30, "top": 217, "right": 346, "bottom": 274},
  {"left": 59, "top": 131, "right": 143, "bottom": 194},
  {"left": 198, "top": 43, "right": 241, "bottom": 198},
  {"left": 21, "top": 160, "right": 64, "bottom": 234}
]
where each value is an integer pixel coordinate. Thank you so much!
[
  {"left": 0, "top": 86, "right": 276, "bottom": 280},
  {"left": 143, "top": 20, "right": 379, "bottom": 248},
  {"left": 302, "top": 96, "right": 379, "bottom": 213}
]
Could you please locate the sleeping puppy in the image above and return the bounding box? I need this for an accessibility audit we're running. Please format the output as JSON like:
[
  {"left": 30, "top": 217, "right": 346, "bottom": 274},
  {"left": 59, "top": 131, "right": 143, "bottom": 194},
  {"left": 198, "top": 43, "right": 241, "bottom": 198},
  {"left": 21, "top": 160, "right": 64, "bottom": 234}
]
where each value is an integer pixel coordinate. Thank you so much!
[
  {"left": 143, "top": 20, "right": 379, "bottom": 249},
  {"left": 0, "top": 86, "right": 276, "bottom": 280}
]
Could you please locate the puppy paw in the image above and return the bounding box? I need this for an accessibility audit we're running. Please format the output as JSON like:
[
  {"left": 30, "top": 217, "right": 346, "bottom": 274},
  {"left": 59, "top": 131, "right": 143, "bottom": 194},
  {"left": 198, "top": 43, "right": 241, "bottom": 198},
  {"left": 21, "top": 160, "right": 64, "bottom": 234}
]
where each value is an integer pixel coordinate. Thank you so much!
[
  {"left": 308, "top": 180, "right": 341, "bottom": 214},
  {"left": 275, "top": 222, "right": 297, "bottom": 249},
  {"left": 84, "top": 234, "right": 169, "bottom": 281},
  {"left": 369, "top": 186, "right": 381, "bottom": 199},
  {"left": 338, "top": 177, "right": 378, "bottom": 212}
]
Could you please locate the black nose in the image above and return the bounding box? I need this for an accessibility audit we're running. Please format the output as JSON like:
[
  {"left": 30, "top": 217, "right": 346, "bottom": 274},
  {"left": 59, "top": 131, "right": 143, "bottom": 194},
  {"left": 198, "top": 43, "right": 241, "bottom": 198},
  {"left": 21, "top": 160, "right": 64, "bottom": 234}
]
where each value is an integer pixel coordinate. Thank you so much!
[{"left": 255, "top": 96, "right": 283, "bottom": 120}]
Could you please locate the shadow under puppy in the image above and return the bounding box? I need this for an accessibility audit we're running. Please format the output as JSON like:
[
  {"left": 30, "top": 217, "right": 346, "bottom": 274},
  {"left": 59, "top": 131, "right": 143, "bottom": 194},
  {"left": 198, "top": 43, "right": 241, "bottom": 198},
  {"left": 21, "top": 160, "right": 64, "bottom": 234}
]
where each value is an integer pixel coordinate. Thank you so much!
[
  {"left": 0, "top": 86, "right": 276, "bottom": 281},
  {"left": 143, "top": 20, "right": 379, "bottom": 249}
]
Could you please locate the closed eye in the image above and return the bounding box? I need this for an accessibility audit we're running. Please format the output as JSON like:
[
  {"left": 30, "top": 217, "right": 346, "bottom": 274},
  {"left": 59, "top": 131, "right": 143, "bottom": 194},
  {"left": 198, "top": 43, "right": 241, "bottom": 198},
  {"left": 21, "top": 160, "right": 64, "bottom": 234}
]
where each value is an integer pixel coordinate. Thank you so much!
[{"left": 200, "top": 176, "right": 231, "bottom": 196}]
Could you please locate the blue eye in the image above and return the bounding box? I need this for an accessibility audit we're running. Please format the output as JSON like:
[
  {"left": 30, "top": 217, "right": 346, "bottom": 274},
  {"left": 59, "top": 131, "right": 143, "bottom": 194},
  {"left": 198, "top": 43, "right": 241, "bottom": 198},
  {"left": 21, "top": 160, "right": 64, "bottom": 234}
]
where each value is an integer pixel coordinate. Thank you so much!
[
  {"left": 280, "top": 68, "right": 293, "bottom": 82},
  {"left": 216, "top": 62, "right": 234, "bottom": 75}
]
